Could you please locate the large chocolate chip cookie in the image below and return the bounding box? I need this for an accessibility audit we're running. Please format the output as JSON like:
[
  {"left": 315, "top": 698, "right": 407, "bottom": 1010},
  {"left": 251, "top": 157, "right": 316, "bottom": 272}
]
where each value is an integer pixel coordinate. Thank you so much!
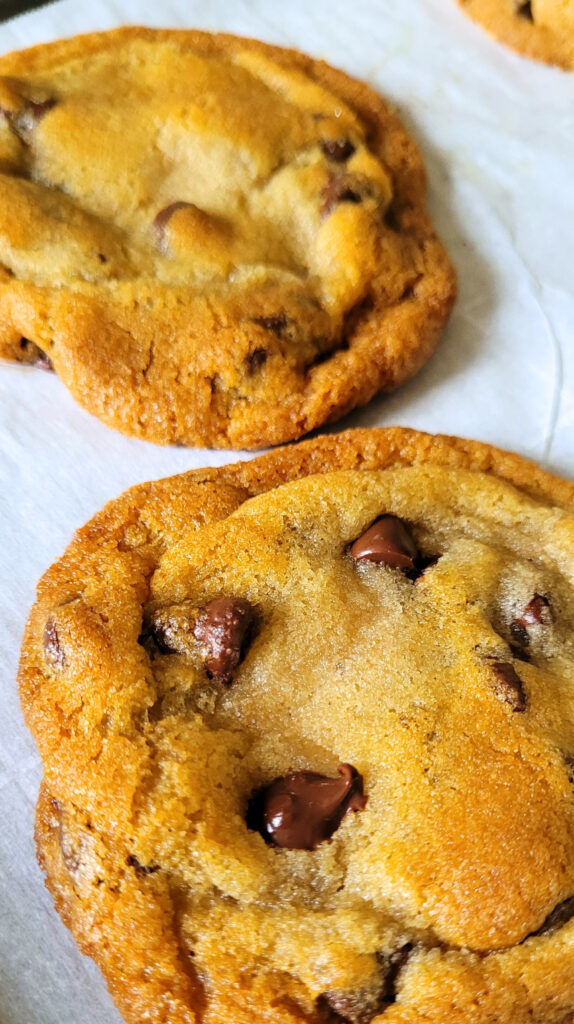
[
  {"left": 20, "top": 427, "right": 574, "bottom": 1023},
  {"left": 0, "top": 28, "right": 455, "bottom": 448},
  {"left": 456, "top": 0, "right": 574, "bottom": 69}
]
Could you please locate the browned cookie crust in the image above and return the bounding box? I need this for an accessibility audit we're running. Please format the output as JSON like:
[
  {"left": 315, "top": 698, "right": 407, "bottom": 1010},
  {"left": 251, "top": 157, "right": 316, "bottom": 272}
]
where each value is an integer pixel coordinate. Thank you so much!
[
  {"left": 0, "top": 28, "right": 455, "bottom": 449},
  {"left": 21, "top": 426, "right": 574, "bottom": 1024},
  {"left": 457, "top": 0, "right": 574, "bottom": 69}
]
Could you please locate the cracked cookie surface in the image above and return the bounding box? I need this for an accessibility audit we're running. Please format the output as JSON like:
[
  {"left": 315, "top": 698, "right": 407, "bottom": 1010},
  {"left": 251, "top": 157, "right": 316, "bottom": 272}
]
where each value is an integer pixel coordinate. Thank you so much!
[
  {"left": 456, "top": 0, "right": 574, "bottom": 69},
  {"left": 20, "top": 426, "right": 574, "bottom": 1023},
  {"left": 0, "top": 27, "right": 455, "bottom": 448}
]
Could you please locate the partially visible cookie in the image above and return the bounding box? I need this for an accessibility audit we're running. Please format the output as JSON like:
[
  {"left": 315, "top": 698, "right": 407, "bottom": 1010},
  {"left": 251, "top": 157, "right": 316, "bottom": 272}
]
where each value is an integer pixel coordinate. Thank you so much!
[
  {"left": 457, "top": 0, "right": 574, "bottom": 69},
  {"left": 20, "top": 427, "right": 574, "bottom": 1024},
  {"left": 0, "top": 27, "right": 455, "bottom": 449}
]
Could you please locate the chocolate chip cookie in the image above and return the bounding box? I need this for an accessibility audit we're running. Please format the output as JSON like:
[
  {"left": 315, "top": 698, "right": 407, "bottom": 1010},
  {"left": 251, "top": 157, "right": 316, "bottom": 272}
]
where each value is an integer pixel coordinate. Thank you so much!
[
  {"left": 0, "top": 27, "right": 455, "bottom": 448},
  {"left": 456, "top": 0, "right": 574, "bottom": 69},
  {"left": 20, "top": 426, "right": 574, "bottom": 1023}
]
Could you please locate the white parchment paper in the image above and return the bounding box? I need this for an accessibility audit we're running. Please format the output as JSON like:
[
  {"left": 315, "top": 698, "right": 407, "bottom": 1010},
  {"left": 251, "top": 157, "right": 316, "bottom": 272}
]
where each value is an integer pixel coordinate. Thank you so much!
[{"left": 0, "top": 1, "right": 573, "bottom": 1020}]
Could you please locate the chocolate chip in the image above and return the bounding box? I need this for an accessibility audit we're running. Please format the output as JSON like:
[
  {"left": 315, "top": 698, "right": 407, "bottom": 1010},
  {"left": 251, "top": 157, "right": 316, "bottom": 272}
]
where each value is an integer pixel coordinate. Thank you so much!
[
  {"left": 321, "top": 139, "right": 356, "bottom": 163},
  {"left": 509, "top": 621, "right": 530, "bottom": 649},
  {"left": 153, "top": 201, "right": 191, "bottom": 250},
  {"left": 510, "top": 595, "right": 551, "bottom": 649},
  {"left": 127, "top": 855, "right": 160, "bottom": 877},
  {"left": 246, "top": 347, "right": 268, "bottom": 373},
  {"left": 317, "top": 945, "right": 413, "bottom": 1024},
  {"left": 43, "top": 618, "right": 65, "bottom": 669},
  {"left": 380, "top": 944, "right": 414, "bottom": 1004},
  {"left": 350, "top": 515, "right": 419, "bottom": 572},
  {"left": 248, "top": 763, "right": 366, "bottom": 850},
  {"left": 490, "top": 662, "right": 527, "bottom": 712},
  {"left": 321, "top": 175, "right": 362, "bottom": 219},
  {"left": 193, "top": 597, "right": 255, "bottom": 684},
  {"left": 516, "top": 1, "right": 534, "bottom": 20},
  {"left": 509, "top": 642, "right": 531, "bottom": 664},
  {"left": 415, "top": 553, "right": 440, "bottom": 577},
  {"left": 534, "top": 895, "right": 574, "bottom": 935},
  {"left": 521, "top": 594, "right": 550, "bottom": 627}
]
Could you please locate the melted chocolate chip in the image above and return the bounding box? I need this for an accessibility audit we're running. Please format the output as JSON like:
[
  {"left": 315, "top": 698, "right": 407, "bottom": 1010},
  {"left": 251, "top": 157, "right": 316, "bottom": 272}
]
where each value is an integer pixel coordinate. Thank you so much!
[
  {"left": 321, "top": 139, "right": 356, "bottom": 163},
  {"left": 521, "top": 594, "right": 551, "bottom": 627},
  {"left": 509, "top": 621, "right": 530, "bottom": 649},
  {"left": 510, "top": 594, "right": 550, "bottom": 649},
  {"left": 193, "top": 597, "right": 255, "bottom": 684},
  {"left": 534, "top": 895, "right": 574, "bottom": 935},
  {"left": 127, "top": 855, "right": 160, "bottom": 877},
  {"left": 350, "top": 515, "right": 419, "bottom": 572},
  {"left": 246, "top": 348, "right": 268, "bottom": 373},
  {"left": 490, "top": 662, "right": 527, "bottom": 712},
  {"left": 43, "top": 618, "right": 65, "bottom": 669},
  {"left": 321, "top": 175, "right": 362, "bottom": 219},
  {"left": 153, "top": 201, "right": 191, "bottom": 250},
  {"left": 248, "top": 764, "right": 366, "bottom": 850},
  {"left": 516, "top": 1, "right": 534, "bottom": 20}
]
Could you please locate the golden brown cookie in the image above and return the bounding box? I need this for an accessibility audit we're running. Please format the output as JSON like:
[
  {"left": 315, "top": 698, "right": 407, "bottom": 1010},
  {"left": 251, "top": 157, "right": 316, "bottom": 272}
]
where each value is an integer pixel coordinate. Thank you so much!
[
  {"left": 20, "top": 427, "right": 574, "bottom": 1023},
  {"left": 457, "top": 0, "right": 574, "bottom": 69},
  {"left": 0, "top": 27, "right": 455, "bottom": 449}
]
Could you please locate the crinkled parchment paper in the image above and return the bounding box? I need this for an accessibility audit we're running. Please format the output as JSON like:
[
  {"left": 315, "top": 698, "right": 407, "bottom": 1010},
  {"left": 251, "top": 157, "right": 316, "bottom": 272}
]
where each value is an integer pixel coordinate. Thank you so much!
[{"left": 0, "top": 1, "right": 573, "bottom": 1020}]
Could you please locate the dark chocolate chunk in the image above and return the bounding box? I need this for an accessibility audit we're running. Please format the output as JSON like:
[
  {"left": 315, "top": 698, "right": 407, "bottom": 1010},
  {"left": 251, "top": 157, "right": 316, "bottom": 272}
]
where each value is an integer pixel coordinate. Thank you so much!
[
  {"left": 153, "top": 201, "right": 191, "bottom": 250},
  {"left": 490, "top": 662, "right": 527, "bottom": 712},
  {"left": 321, "top": 138, "right": 356, "bottom": 163},
  {"left": 193, "top": 597, "right": 255, "bottom": 683},
  {"left": 43, "top": 618, "right": 65, "bottom": 669},
  {"left": 249, "top": 763, "right": 366, "bottom": 851},
  {"left": 350, "top": 515, "right": 419, "bottom": 571},
  {"left": 321, "top": 175, "right": 362, "bottom": 219}
]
